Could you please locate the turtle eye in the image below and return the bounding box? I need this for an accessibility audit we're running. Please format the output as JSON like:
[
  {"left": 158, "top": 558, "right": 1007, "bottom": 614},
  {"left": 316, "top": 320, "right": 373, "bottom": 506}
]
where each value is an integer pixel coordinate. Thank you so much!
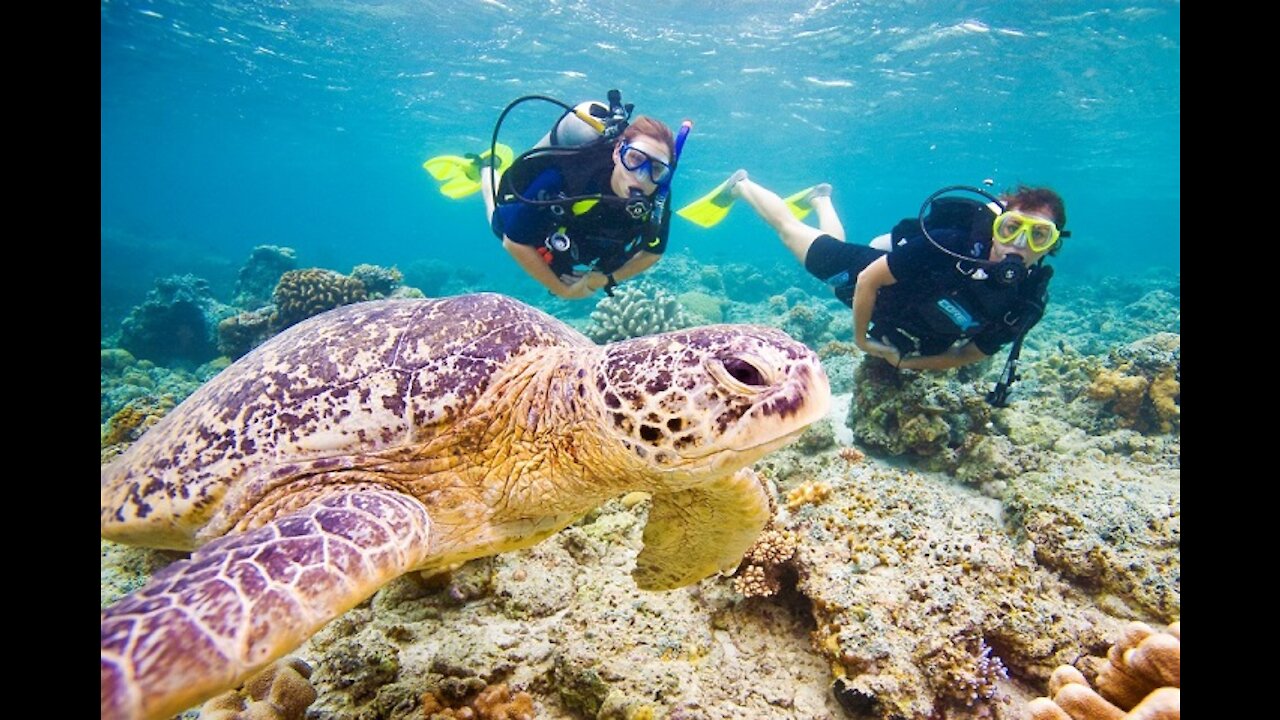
[{"left": 722, "top": 357, "right": 766, "bottom": 387}]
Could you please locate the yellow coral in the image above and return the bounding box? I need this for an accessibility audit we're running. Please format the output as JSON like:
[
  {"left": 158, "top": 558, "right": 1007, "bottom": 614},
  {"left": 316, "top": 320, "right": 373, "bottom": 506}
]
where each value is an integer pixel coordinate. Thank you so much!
[
  {"left": 102, "top": 395, "right": 176, "bottom": 448},
  {"left": 1087, "top": 368, "right": 1150, "bottom": 424},
  {"left": 786, "top": 480, "right": 833, "bottom": 510},
  {"left": 1147, "top": 368, "right": 1179, "bottom": 433}
]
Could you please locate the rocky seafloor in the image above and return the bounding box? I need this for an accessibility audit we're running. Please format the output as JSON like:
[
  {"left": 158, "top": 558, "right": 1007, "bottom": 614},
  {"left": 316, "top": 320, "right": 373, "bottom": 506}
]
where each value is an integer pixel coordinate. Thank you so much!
[{"left": 101, "top": 248, "right": 1179, "bottom": 720}]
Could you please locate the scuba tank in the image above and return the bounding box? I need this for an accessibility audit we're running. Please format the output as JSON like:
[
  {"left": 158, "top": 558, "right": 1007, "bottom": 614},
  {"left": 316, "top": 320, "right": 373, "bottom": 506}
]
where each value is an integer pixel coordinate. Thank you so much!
[{"left": 535, "top": 100, "right": 612, "bottom": 148}]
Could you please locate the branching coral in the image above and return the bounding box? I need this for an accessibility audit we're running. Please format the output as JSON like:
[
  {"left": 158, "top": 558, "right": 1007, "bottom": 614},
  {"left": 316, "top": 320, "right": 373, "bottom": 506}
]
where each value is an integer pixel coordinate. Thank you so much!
[
  {"left": 786, "top": 480, "right": 832, "bottom": 510},
  {"left": 420, "top": 682, "right": 535, "bottom": 720},
  {"left": 200, "top": 656, "right": 317, "bottom": 720},
  {"left": 271, "top": 268, "right": 368, "bottom": 330},
  {"left": 351, "top": 263, "right": 404, "bottom": 298},
  {"left": 1027, "top": 621, "right": 1180, "bottom": 720},
  {"left": 732, "top": 526, "right": 798, "bottom": 597},
  {"left": 586, "top": 282, "right": 696, "bottom": 343},
  {"left": 921, "top": 635, "right": 1009, "bottom": 709}
]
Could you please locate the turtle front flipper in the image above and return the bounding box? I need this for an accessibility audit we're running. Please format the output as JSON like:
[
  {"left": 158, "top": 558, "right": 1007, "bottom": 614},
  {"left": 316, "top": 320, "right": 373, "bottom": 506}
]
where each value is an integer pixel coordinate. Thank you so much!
[
  {"left": 632, "top": 467, "right": 774, "bottom": 591},
  {"left": 101, "top": 489, "right": 432, "bottom": 720}
]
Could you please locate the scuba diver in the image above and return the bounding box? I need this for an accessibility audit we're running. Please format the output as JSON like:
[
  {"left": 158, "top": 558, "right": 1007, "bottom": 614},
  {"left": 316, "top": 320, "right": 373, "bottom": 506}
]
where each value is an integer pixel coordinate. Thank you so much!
[
  {"left": 679, "top": 170, "right": 1067, "bottom": 402},
  {"left": 426, "top": 90, "right": 690, "bottom": 300}
]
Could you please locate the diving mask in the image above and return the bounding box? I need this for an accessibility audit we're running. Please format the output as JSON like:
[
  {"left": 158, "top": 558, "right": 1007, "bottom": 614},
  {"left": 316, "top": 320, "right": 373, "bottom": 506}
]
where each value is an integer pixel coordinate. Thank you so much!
[
  {"left": 992, "top": 210, "right": 1063, "bottom": 253},
  {"left": 619, "top": 143, "right": 672, "bottom": 185}
]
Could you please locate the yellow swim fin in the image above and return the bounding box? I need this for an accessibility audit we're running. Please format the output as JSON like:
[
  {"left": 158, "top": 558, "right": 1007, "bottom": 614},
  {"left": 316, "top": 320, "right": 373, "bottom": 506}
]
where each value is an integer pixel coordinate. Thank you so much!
[
  {"left": 422, "top": 143, "right": 514, "bottom": 199},
  {"left": 676, "top": 170, "right": 747, "bottom": 228},
  {"left": 782, "top": 183, "right": 832, "bottom": 221}
]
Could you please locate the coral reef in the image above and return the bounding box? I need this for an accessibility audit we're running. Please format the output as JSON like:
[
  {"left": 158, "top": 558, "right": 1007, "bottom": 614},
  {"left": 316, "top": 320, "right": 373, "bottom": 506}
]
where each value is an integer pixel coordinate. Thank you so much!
[
  {"left": 850, "top": 357, "right": 994, "bottom": 465},
  {"left": 270, "top": 268, "right": 368, "bottom": 330},
  {"left": 351, "top": 263, "right": 404, "bottom": 298},
  {"left": 1027, "top": 621, "right": 1179, "bottom": 720},
  {"left": 233, "top": 245, "right": 297, "bottom": 310},
  {"left": 1085, "top": 334, "right": 1180, "bottom": 434},
  {"left": 403, "top": 258, "right": 454, "bottom": 296},
  {"left": 118, "top": 273, "right": 235, "bottom": 367},
  {"left": 217, "top": 307, "right": 275, "bottom": 360},
  {"left": 676, "top": 290, "right": 724, "bottom": 324},
  {"left": 586, "top": 282, "right": 696, "bottom": 343},
  {"left": 1003, "top": 462, "right": 1180, "bottom": 621},
  {"left": 780, "top": 301, "right": 835, "bottom": 349},
  {"left": 101, "top": 394, "right": 177, "bottom": 449},
  {"left": 732, "top": 526, "right": 799, "bottom": 598},
  {"left": 420, "top": 682, "right": 535, "bottom": 720},
  {"left": 785, "top": 480, "right": 832, "bottom": 511},
  {"left": 200, "top": 656, "right": 317, "bottom": 720}
]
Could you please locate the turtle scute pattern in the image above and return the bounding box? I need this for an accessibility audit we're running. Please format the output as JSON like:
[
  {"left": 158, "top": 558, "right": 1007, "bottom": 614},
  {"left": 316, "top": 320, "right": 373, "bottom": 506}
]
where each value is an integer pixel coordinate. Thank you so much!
[{"left": 101, "top": 294, "right": 589, "bottom": 549}]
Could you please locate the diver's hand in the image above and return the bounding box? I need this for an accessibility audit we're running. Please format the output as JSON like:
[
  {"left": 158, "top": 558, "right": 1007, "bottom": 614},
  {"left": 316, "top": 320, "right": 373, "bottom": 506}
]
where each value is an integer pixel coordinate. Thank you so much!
[
  {"left": 857, "top": 338, "right": 901, "bottom": 366},
  {"left": 560, "top": 273, "right": 597, "bottom": 300}
]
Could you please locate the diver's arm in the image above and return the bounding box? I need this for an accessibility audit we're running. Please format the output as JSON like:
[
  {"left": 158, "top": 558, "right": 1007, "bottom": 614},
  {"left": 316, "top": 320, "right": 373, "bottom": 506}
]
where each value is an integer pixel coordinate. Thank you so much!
[
  {"left": 503, "top": 238, "right": 580, "bottom": 299},
  {"left": 851, "top": 256, "right": 899, "bottom": 359},
  {"left": 897, "top": 341, "right": 989, "bottom": 371}
]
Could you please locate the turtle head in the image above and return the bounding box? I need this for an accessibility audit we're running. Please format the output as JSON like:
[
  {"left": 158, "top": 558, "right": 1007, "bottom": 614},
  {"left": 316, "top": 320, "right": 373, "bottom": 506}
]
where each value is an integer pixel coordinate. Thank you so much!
[{"left": 595, "top": 324, "right": 831, "bottom": 487}]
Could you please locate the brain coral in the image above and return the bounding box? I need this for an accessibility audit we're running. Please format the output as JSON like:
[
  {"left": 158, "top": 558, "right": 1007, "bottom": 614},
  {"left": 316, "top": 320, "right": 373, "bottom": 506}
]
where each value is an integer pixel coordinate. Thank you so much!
[
  {"left": 586, "top": 282, "right": 696, "bottom": 343},
  {"left": 271, "top": 268, "right": 368, "bottom": 330}
]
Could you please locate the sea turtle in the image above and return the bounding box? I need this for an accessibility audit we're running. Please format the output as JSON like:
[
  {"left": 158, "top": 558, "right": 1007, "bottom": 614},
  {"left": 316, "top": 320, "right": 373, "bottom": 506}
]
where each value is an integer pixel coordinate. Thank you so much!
[{"left": 101, "top": 293, "right": 830, "bottom": 720}]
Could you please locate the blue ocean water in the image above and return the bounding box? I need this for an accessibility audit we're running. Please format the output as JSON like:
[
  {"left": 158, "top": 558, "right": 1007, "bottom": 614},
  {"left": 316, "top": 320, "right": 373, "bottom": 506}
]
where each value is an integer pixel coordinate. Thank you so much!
[{"left": 101, "top": 0, "right": 1179, "bottom": 331}]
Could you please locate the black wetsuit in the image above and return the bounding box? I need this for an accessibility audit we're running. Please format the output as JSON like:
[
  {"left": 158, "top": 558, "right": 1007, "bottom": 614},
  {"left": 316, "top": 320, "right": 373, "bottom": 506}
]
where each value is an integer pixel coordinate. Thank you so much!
[
  {"left": 491, "top": 142, "right": 671, "bottom": 277},
  {"left": 802, "top": 199, "right": 1051, "bottom": 357}
]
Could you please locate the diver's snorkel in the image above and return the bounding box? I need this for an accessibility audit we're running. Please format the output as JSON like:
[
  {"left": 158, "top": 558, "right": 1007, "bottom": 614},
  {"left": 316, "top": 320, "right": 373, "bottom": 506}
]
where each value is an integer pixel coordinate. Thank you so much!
[
  {"left": 918, "top": 185, "right": 1028, "bottom": 287},
  {"left": 649, "top": 120, "right": 692, "bottom": 228}
]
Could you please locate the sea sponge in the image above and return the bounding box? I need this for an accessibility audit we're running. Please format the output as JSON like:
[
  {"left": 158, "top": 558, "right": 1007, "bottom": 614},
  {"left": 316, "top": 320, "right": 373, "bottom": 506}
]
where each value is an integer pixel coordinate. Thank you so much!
[
  {"left": 586, "top": 282, "right": 696, "bottom": 343},
  {"left": 271, "top": 268, "right": 368, "bottom": 330},
  {"left": 1027, "top": 621, "right": 1179, "bottom": 720},
  {"left": 199, "top": 656, "right": 317, "bottom": 720}
]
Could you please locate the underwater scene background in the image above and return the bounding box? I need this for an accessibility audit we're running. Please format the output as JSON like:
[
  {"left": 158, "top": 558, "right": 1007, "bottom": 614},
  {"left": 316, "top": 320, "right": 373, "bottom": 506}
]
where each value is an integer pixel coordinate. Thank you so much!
[{"left": 102, "top": 1, "right": 1180, "bottom": 718}]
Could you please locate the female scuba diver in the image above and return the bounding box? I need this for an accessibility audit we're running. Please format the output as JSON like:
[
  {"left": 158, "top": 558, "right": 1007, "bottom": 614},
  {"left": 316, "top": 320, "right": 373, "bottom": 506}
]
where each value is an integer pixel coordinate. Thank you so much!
[{"left": 476, "top": 92, "right": 687, "bottom": 300}]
